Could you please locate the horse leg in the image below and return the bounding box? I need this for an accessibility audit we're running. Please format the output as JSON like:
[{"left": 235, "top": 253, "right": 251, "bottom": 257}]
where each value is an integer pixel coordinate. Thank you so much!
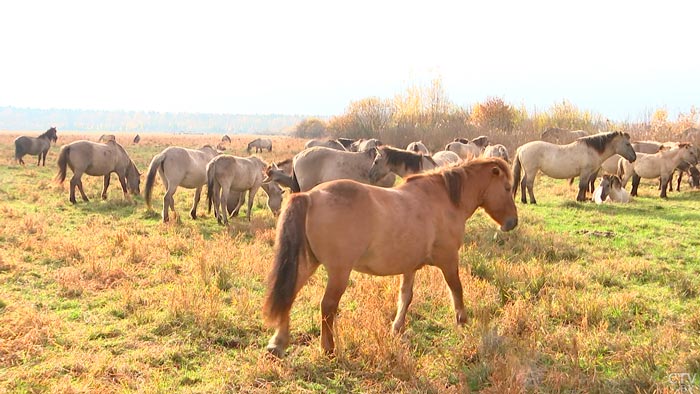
[
  {"left": 520, "top": 175, "right": 528, "bottom": 204},
  {"left": 439, "top": 262, "right": 467, "bottom": 325},
  {"left": 77, "top": 178, "right": 89, "bottom": 202},
  {"left": 69, "top": 175, "right": 79, "bottom": 204},
  {"left": 37, "top": 153, "right": 42, "bottom": 166},
  {"left": 162, "top": 185, "right": 177, "bottom": 222},
  {"left": 267, "top": 256, "right": 321, "bottom": 357},
  {"left": 246, "top": 186, "right": 260, "bottom": 221},
  {"left": 526, "top": 175, "right": 537, "bottom": 204},
  {"left": 101, "top": 175, "right": 111, "bottom": 200},
  {"left": 576, "top": 174, "right": 591, "bottom": 201},
  {"left": 219, "top": 186, "right": 229, "bottom": 225},
  {"left": 190, "top": 186, "right": 202, "bottom": 220},
  {"left": 320, "top": 268, "right": 351, "bottom": 355},
  {"left": 660, "top": 176, "right": 669, "bottom": 199},
  {"left": 43, "top": 151, "right": 47, "bottom": 166},
  {"left": 391, "top": 270, "right": 416, "bottom": 334},
  {"left": 117, "top": 174, "right": 128, "bottom": 198},
  {"left": 631, "top": 174, "right": 641, "bottom": 197},
  {"left": 676, "top": 171, "right": 682, "bottom": 192}
]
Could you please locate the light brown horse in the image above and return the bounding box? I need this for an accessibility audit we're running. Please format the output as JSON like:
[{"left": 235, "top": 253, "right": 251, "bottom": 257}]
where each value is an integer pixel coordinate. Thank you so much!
[
  {"left": 368, "top": 145, "right": 437, "bottom": 183},
  {"left": 290, "top": 146, "right": 396, "bottom": 192},
  {"left": 619, "top": 143, "right": 698, "bottom": 198},
  {"left": 246, "top": 138, "right": 273, "bottom": 153},
  {"left": 513, "top": 131, "right": 636, "bottom": 203},
  {"left": 406, "top": 141, "right": 430, "bottom": 155},
  {"left": 263, "top": 158, "right": 518, "bottom": 357},
  {"left": 445, "top": 140, "right": 482, "bottom": 161},
  {"left": 144, "top": 145, "right": 220, "bottom": 222},
  {"left": 205, "top": 155, "right": 267, "bottom": 223},
  {"left": 56, "top": 140, "right": 140, "bottom": 203}
]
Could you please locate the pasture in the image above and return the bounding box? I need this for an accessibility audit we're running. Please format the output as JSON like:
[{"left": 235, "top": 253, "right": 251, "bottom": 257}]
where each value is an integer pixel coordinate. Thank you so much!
[{"left": 0, "top": 132, "right": 699, "bottom": 393}]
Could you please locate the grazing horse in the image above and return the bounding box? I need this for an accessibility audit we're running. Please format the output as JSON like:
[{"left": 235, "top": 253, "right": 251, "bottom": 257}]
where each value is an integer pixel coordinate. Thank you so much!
[
  {"left": 618, "top": 143, "right": 698, "bottom": 198},
  {"left": 263, "top": 158, "right": 518, "bottom": 357},
  {"left": 247, "top": 138, "right": 273, "bottom": 153},
  {"left": 55, "top": 140, "right": 140, "bottom": 203},
  {"left": 305, "top": 139, "right": 346, "bottom": 151},
  {"left": 133, "top": 134, "right": 141, "bottom": 144},
  {"left": 406, "top": 141, "right": 430, "bottom": 155},
  {"left": 206, "top": 155, "right": 268, "bottom": 223},
  {"left": 445, "top": 140, "right": 482, "bottom": 161},
  {"left": 513, "top": 131, "right": 636, "bottom": 203},
  {"left": 432, "top": 150, "right": 461, "bottom": 167},
  {"left": 368, "top": 146, "right": 437, "bottom": 183},
  {"left": 290, "top": 147, "right": 396, "bottom": 192},
  {"left": 483, "top": 144, "right": 510, "bottom": 163},
  {"left": 144, "top": 145, "right": 220, "bottom": 222},
  {"left": 14, "top": 127, "right": 58, "bottom": 166},
  {"left": 221, "top": 134, "right": 232, "bottom": 143}
]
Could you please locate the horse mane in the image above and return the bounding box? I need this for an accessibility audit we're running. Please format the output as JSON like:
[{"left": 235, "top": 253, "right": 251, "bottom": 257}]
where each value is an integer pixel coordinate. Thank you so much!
[
  {"left": 381, "top": 146, "right": 425, "bottom": 173},
  {"left": 678, "top": 142, "right": 691, "bottom": 148},
  {"left": 405, "top": 158, "right": 511, "bottom": 208},
  {"left": 39, "top": 127, "right": 57, "bottom": 140},
  {"left": 579, "top": 131, "right": 628, "bottom": 154}
]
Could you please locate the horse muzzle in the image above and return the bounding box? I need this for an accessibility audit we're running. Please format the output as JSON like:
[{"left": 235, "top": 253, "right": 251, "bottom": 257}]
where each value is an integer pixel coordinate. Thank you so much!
[{"left": 500, "top": 217, "right": 518, "bottom": 232}]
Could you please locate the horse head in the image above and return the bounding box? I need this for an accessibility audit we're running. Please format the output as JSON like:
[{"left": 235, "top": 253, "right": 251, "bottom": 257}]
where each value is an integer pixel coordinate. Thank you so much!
[
  {"left": 127, "top": 163, "right": 141, "bottom": 196},
  {"left": 611, "top": 132, "right": 636, "bottom": 162},
  {"left": 476, "top": 159, "right": 518, "bottom": 231}
]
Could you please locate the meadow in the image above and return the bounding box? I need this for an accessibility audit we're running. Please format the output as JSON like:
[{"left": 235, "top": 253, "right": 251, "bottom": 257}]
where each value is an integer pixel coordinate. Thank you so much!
[{"left": 0, "top": 132, "right": 699, "bottom": 393}]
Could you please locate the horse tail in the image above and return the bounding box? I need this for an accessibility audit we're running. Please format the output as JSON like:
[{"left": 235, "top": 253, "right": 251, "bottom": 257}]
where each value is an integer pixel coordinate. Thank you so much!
[
  {"left": 263, "top": 194, "right": 311, "bottom": 325},
  {"left": 290, "top": 168, "right": 301, "bottom": 193},
  {"left": 512, "top": 151, "right": 522, "bottom": 199},
  {"left": 206, "top": 160, "right": 217, "bottom": 214},
  {"left": 55, "top": 145, "right": 70, "bottom": 183},
  {"left": 144, "top": 152, "right": 166, "bottom": 209}
]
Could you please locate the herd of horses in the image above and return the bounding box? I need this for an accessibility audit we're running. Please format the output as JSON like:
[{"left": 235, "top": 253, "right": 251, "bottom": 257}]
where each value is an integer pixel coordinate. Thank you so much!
[{"left": 10, "top": 127, "right": 700, "bottom": 357}]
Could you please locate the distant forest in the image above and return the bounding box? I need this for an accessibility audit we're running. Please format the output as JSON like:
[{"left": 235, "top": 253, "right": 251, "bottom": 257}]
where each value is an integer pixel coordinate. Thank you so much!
[{"left": 0, "top": 106, "right": 310, "bottom": 134}]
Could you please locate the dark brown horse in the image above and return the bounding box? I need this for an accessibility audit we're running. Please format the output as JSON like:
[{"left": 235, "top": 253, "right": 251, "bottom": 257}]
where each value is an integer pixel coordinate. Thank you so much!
[
  {"left": 14, "top": 127, "right": 58, "bottom": 166},
  {"left": 263, "top": 158, "right": 518, "bottom": 357}
]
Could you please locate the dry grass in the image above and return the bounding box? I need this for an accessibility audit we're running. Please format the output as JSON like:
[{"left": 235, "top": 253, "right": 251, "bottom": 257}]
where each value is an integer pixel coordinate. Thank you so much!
[{"left": 0, "top": 131, "right": 698, "bottom": 392}]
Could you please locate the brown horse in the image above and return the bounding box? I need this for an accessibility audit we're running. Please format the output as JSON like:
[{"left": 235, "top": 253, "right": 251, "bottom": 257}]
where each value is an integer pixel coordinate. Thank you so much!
[
  {"left": 144, "top": 145, "right": 220, "bottom": 222},
  {"left": 14, "top": 127, "right": 58, "bottom": 166},
  {"left": 205, "top": 155, "right": 267, "bottom": 223},
  {"left": 55, "top": 140, "right": 140, "bottom": 203},
  {"left": 513, "top": 131, "right": 636, "bottom": 203},
  {"left": 263, "top": 158, "right": 518, "bottom": 357}
]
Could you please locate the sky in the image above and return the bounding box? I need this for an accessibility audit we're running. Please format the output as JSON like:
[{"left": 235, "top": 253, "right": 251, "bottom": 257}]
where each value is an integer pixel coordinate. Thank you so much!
[{"left": 1, "top": 0, "right": 699, "bottom": 121}]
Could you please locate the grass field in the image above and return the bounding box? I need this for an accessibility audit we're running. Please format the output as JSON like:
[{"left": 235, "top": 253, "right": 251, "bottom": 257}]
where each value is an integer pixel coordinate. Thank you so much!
[{"left": 1, "top": 132, "right": 699, "bottom": 393}]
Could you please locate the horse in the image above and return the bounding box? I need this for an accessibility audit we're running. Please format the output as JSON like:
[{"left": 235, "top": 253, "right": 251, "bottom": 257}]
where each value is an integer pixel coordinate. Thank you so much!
[
  {"left": 618, "top": 143, "right": 698, "bottom": 198},
  {"left": 432, "top": 150, "right": 461, "bottom": 167},
  {"left": 336, "top": 138, "right": 356, "bottom": 150},
  {"left": 483, "top": 144, "right": 510, "bottom": 163},
  {"left": 513, "top": 131, "right": 636, "bottom": 203},
  {"left": 226, "top": 181, "right": 286, "bottom": 218},
  {"left": 593, "top": 175, "right": 631, "bottom": 204},
  {"left": 665, "top": 145, "right": 700, "bottom": 193},
  {"left": 205, "top": 155, "right": 267, "bottom": 223},
  {"left": 304, "top": 139, "right": 346, "bottom": 151},
  {"left": 368, "top": 146, "right": 437, "bottom": 183},
  {"left": 14, "top": 127, "right": 58, "bottom": 166},
  {"left": 349, "top": 138, "right": 382, "bottom": 152},
  {"left": 55, "top": 140, "right": 140, "bottom": 204},
  {"left": 263, "top": 158, "right": 518, "bottom": 357},
  {"left": 98, "top": 134, "right": 116, "bottom": 143},
  {"left": 221, "top": 134, "right": 232, "bottom": 143},
  {"left": 540, "top": 128, "right": 588, "bottom": 144},
  {"left": 445, "top": 140, "right": 482, "bottom": 161},
  {"left": 290, "top": 147, "right": 396, "bottom": 192},
  {"left": 406, "top": 141, "right": 430, "bottom": 155},
  {"left": 144, "top": 145, "right": 220, "bottom": 222},
  {"left": 246, "top": 138, "right": 273, "bottom": 153},
  {"left": 133, "top": 134, "right": 141, "bottom": 144}
]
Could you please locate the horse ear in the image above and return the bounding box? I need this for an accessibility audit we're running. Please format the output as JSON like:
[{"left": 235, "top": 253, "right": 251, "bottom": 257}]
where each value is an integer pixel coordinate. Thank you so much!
[{"left": 491, "top": 167, "right": 501, "bottom": 176}]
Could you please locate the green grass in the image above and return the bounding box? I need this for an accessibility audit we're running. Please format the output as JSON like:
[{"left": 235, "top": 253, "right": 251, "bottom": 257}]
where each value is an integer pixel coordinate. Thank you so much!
[{"left": 1, "top": 132, "right": 699, "bottom": 393}]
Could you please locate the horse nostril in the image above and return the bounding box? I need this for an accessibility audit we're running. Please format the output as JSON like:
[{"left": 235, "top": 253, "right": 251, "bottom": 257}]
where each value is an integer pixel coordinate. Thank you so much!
[{"left": 501, "top": 217, "right": 518, "bottom": 232}]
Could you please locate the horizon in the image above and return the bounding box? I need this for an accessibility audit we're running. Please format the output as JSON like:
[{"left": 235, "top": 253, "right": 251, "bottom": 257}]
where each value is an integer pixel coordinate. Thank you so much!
[{"left": 2, "top": 1, "right": 699, "bottom": 123}]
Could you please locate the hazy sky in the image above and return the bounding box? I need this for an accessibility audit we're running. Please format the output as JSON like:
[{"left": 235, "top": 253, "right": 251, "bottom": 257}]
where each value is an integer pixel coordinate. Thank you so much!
[{"left": 1, "top": 0, "right": 698, "bottom": 121}]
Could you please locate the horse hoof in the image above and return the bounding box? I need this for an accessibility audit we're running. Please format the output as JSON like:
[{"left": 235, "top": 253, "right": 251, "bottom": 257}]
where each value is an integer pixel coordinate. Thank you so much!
[{"left": 266, "top": 345, "right": 285, "bottom": 358}]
